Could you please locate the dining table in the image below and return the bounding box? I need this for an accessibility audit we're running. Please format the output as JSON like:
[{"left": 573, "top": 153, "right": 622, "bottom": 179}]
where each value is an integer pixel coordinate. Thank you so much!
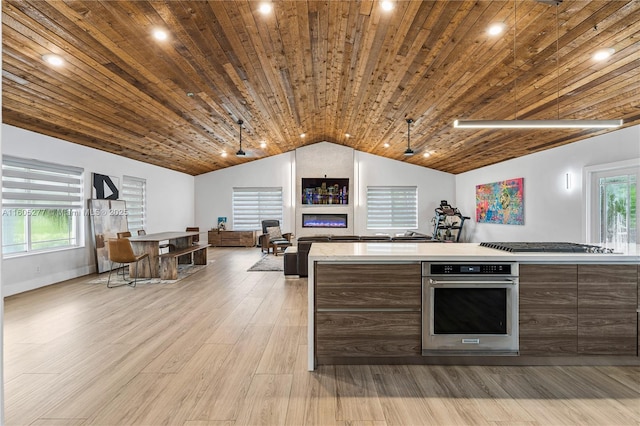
[{"left": 128, "top": 231, "right": 201, "bottom": 278}]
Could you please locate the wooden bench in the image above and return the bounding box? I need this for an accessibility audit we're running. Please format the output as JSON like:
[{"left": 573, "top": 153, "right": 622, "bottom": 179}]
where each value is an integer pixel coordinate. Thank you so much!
[{"left": 158, "top": 243, "right": 210, "bottom": 280}]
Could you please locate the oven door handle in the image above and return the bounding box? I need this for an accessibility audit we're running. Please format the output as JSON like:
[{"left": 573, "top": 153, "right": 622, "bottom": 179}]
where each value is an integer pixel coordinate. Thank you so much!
[{"left": 428, "top": 279, "right": 517, "bottom": 286}]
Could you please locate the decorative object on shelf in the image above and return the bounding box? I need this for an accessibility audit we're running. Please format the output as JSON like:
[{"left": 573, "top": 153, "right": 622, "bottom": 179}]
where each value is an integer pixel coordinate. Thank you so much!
[
  {"left": 475, "top": 177, "right": 524, "bottom": 225},
  {"left": 403, "top": 118, "right": 414, "bottom": 156},
  {"left": 217, "top": 216, "right": 227, "bottom": 230},
  {"left": 301, "top": 177, "right": 349, "bottom": 205},
  {"left": 92, "top": 173, "right": 119, "bottom": 199},
  {"left": 454, "top": 1, "right": 622, "bottom": 130},
  {"left": 236, "top": 119, "right": 246, "bottom": 157}
]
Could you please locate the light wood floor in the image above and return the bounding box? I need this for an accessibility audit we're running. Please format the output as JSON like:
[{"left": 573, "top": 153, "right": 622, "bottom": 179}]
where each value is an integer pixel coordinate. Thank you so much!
[{"left": 4, "top": 247, "right": 639, "bottom": 425}]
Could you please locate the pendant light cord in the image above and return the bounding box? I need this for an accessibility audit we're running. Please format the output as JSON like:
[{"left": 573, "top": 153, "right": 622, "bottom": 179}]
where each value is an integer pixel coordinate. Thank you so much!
[
  {"left": 556, "top": 4, "right": 560, "bottom": 120},
  {"left": 513, "top": 0, "right": 518, "bottom": 120}
]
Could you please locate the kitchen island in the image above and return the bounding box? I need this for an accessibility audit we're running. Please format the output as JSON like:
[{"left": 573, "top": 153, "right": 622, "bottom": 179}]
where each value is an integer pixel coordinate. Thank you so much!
[{"left": 307, "top": 242, "right": 640, "bottom": 370}]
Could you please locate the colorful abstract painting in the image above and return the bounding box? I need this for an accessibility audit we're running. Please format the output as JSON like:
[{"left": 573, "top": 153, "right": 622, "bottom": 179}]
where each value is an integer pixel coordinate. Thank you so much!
[{"left": 475, "top": 178, "right": 524, "bottom": 225}]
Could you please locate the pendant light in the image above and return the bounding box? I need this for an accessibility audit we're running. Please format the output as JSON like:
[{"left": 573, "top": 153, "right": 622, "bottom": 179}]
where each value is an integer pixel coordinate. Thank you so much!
[
  {"left": 236, "top": 119, "right": 246, "bottom": 157},
  {"left": 454, "top": 1, "right": 622, "bottom": 130},
  {"left": 404, "top": 118, "right": 415, "bottom": 156}
]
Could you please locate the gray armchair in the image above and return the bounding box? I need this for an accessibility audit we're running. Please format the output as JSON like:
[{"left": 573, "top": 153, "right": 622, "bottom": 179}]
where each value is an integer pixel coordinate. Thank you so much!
[{"left": 260, "top": 220, "right": 293, "bottom": 255}]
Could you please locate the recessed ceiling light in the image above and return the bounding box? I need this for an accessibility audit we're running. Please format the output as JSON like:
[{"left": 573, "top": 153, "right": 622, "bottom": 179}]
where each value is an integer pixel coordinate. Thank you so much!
[
  {"left": 488, "top": 23, "right": 506, "bottom": 36},
  {"left": 300, "top": 133, "right": 306, "bottom": 138},
  {"left": 345, "top": 133, "right": 351, "bottom": 138},
  {"left": 152, "top": 29, "right": 168, "bottom": 41},
  {"left": 42, "top": 54, "right": 63, "bottom": 66},
  {"left": 423, "top": 152, "right": 431, "bottom": 158},
  {"left": 381, "top": 0, "right": 394, "bottom": 11},
  {"left": 186, "top": 92, "right": 194, "bottom": 97},
  {"left": 383, "top": 143, "right": 390, "bottom": 148},
  {"left": 260, "top": 141, "right": 267, "bottom": 149},
  {"left": 221, "top": 151, "right": 228, "bottom": 158},
  {"left": 593, "top": 48, "right": 615, "bottom": 61},
  {"left": 258, "top": 2, "right": 272, "bottom": 14}
]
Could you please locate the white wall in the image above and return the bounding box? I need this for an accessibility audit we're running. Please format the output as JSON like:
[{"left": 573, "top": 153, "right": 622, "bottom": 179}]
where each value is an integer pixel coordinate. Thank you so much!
[
  {"left": 1, "top": 125, "right": 195, "bottom": 296},
  {"left": 455, "top": 125, "right": 640, "bottom": 243},
  {"left": 355, "top": 151, "right": 457, "bottom": 236},
  {"left": 194, "top": 152, "right": 296, "bottom": 232},
  {"left": 296, "top": 142, "right": 354, "bottom": 237},
  {"left": 194, "top": 142, "right": 457, "bottom": 239},
  {"left": 0, "top": 83, "right": 4, "bottom": 423}
]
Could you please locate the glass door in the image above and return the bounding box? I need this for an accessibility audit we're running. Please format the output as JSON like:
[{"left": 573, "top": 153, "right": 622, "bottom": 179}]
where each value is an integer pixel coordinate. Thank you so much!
[{"left": 589, "top": 166, "right": 638, "bottom": 245}]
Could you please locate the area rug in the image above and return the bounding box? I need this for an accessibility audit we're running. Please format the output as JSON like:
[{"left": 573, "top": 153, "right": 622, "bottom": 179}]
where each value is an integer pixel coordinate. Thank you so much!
[
  {"left": 88, "top": 263, "right": 208, "bottom": 285},
  {"left": 247, "top": 255, "right": 283, "bottom": 271}
]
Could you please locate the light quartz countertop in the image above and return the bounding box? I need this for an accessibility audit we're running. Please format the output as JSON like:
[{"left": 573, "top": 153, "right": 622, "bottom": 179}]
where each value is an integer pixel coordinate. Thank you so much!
[{"left": 307, "top": 242, "right": 640, "bottom": 264}]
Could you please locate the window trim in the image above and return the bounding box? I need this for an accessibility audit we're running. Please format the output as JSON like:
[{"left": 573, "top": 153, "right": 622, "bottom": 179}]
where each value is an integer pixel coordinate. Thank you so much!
[
  {"left": 121, "top": 175, "right": 146, "bottom": 233},
  {"left": 366, "top": 185, "right": 418, "bottom": 230},
  {"left": 232, "top": 187, "right": 284, "bottom": 231},
  {"left": 2, "top": 155, "right": 84, "bottom": 257},
  {"left": 583, "top": 158, "right": 639, "bottom": 243}
]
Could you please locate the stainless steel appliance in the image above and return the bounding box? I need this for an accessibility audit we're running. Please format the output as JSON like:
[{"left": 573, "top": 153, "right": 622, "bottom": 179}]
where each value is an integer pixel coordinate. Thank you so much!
[{"left": 422, "top": 262, "right": 519, "bottom": 356}]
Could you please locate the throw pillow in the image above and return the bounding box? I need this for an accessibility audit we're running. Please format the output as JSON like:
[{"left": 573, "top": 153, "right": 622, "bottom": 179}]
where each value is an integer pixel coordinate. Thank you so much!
[{"left": 266, "top": 226, "right": 283, "bottom": 239}]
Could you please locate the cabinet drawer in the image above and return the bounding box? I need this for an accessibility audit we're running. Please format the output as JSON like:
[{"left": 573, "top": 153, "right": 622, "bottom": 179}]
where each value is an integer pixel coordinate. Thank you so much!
[
  {"left": 315, "top": 311, "right": 421, "bottom": 357},
  {"left": 315, "top": 263, "right": 421, "bottom": 309}
]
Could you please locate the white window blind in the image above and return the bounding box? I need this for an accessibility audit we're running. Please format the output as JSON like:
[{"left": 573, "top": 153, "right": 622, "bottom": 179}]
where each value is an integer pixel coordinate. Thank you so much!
[
  {"left": 121, "top": 176, "right": 146, "bottom": 233},
  {"left": 2, "top": 155, "right": 84, "bottom": 255},
  {"left": 232, "top": 187, "right": 283, "bottom": 231},
  {"left": 367, "top": 186, "right": 418, "bottom": 229}
]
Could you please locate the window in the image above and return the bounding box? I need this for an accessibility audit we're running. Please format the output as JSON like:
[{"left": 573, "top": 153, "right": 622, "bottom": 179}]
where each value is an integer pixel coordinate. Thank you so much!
[
  {"left": 232, "top": 187, "right": 283, "bottom": 231},
  {"left": 2, "top": 156, "right": 84, "bottom": 256},
  {"left": 589, "top": 165, "right": 638, "bottom": 245},
  {"left": 367, "top": 186, "right": 418, "bottom": 229},
  {"left": 121, "top": 176, "right": 146, "bottom": 233}
]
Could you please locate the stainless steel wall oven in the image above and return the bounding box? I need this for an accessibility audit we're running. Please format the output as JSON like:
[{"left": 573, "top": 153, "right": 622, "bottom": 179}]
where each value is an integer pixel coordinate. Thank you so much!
[{"left": 422, "top": 262, "right": 519, "bottom": 356}]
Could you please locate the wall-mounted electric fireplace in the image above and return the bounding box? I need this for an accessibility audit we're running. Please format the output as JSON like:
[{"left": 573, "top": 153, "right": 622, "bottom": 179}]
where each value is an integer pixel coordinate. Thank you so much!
[{"left": 302, "top": 213, "right": 348, "bottom": 228}]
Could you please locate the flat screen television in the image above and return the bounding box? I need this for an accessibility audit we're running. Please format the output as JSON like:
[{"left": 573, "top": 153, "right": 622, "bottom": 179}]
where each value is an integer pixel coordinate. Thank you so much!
[{"left": 301, "top": 178, "right": 349, "bottom": 205}]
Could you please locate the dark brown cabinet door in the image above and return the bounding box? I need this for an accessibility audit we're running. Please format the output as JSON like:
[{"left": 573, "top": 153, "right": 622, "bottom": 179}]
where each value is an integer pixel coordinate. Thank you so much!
[
  {"left": 519, "top": 264, "right": 578, "bottom": 355},
  {"left": 314, "top": 263, "right": 421, "bottom": 359},
  {"left": 315, "top": 311, "right": 421, "bottom": 357},
  {"left": 578, "top": 264, "right": 638, "bottom": 355}
]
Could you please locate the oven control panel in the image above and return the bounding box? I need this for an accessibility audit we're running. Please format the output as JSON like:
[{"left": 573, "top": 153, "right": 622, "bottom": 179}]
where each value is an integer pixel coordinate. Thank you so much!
[{"left": 426, "top": 263, "right": 514, "bottom": 275}]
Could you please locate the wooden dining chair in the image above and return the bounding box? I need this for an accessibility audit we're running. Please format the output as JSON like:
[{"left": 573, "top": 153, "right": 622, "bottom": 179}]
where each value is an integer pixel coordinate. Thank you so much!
[
  {"left": 107, "top": 238, "right": 150, "bottom": 288},
  {"left": 117, "top": 231, "right": 132, "bottom": 239},
  {"left": 186, "top": 227, "right": 200, "bottom": 244}
]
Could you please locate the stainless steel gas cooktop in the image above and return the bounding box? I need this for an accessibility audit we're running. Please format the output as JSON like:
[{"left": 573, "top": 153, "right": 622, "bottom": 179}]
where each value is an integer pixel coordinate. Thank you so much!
[{"left": 480, "top": 242, "right": 615, "bottom": 254}]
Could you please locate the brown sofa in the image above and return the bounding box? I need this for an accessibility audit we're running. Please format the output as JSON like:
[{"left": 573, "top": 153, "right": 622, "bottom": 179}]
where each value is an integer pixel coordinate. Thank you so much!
[{"left": 292, "top": 234, "right": 437, "bottom": 277}]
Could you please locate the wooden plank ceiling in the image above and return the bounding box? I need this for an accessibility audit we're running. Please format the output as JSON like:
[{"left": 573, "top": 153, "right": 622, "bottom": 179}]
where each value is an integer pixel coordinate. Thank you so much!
[{"left": 2, "top": 0, "right": 639, "bottom": 176}]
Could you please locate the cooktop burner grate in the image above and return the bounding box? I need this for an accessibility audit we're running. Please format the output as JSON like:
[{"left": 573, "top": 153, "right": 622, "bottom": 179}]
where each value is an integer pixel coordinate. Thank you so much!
[{"left": 480, "top": 242, "right": 615, "bottom": 253}]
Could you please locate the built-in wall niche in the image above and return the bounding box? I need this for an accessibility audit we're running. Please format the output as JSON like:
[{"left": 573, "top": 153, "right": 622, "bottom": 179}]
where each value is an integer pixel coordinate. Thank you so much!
[
  {"left": 302, "top": 213, "right": 348, "bottom": 228},
  {"left": 301, "top": 177, "right": 349, "bottom": 205}
]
